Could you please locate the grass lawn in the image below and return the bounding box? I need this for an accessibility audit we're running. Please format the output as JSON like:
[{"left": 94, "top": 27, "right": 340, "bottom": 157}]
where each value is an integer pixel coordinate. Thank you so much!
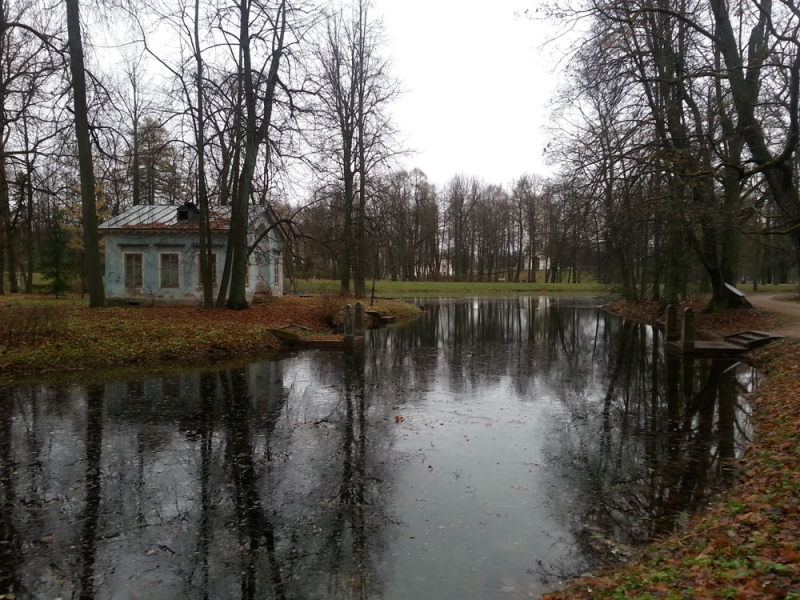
[
  {"left": 290, "top": 278, "right": 608, "bottom": 297},
  {"left": 289, "top": 278, "right": 799, "bottom": 298}
]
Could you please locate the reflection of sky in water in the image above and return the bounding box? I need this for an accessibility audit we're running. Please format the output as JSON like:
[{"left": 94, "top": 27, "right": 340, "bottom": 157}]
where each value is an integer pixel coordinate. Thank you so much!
[{"left": 0, "top": 297, "right": 757, "bottom": 600}]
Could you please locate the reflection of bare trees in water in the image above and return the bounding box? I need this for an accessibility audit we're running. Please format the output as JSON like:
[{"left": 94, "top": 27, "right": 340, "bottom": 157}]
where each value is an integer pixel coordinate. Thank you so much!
[
  {"left": 542, "top": 322, "right": 756, "bottom": 574},
  {"left": 221, "top": 367, "right": 287, "bottom": 600},
  {"left": 319, "top": 351, "right": 390, "bottom": 600},
  {"left": 0, "top": 355, "right": 395, "bottom": 599},
  {"left": 367, "top": 300, "right": 756, "bottom": 582},
  {"left": 368, "top": 297, "right": 609, "bottom": 401},
  {"left": 195, "top": 372, "right": 215, "bottom": 600},
  {"left": 78, "top": 385, "right": 105, "bottom": 600},
  {"left": 0, "top": 299, "right": 761, "bottom": 598},
  {"left": 0, "top": 388, "right": 20, "bottom": 596}
]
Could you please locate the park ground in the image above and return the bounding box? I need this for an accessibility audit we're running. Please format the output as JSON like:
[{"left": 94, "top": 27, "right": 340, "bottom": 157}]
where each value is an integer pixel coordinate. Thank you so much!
[
  {"left": 0, "top": 294, "right": 420, "bottom": 386},
  {"left": 1, "top": 285, "right": 799, "bottom": 598}
]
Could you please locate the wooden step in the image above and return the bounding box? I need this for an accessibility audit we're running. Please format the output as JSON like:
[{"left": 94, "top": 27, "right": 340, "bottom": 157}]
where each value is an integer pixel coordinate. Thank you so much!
[{"left": 724, "top": 330, "right": 784, "bottom": 349}]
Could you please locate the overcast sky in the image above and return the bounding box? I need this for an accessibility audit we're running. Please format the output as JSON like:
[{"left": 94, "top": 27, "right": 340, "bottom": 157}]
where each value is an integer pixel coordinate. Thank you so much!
[
  {"left": 374, "top": 0, "right": 562, "bottom": 188},
  {"left": 100, "top": 1, "right": 564, "bottom": 194}
]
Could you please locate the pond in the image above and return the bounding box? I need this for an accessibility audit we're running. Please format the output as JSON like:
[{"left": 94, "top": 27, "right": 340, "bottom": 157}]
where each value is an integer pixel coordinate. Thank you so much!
[{"left": 0, "top": 297, "right": 759, "bottom": 599}]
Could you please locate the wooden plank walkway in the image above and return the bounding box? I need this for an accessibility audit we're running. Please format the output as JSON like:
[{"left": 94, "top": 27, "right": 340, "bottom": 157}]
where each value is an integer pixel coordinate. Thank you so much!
[
  {"left": 666, "top": 330, "right": 783, "bottom": 357},
  {"left": 665, "top": 340, "right": 751, "bottom": 358},
  {"left": 724, "top": 330, "right": 784, "bottom": 349},
  {"left": 365, "top": 310, "right": 396, "bottom": 324},
  {"left": 268, "top": 327, "right": 365, "bottom": 350}
]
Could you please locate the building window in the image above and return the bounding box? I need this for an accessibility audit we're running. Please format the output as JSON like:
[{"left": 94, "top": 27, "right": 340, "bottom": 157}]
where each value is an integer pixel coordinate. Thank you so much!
[
  {"left": 273, "top": 251, "right": 281, "bottom": 285},
  {"left": 160, "top": 253, "right": 180, "bottom": 288},
  {"left": 197, "top": 252, "right": 217, "bottom": 288},
  {"left": 124, "top": 253, "right": 143, "bottom": 287}
]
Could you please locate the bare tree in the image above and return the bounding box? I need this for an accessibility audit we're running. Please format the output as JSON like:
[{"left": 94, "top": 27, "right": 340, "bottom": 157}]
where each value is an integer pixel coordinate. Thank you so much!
[
  {"left": 65, "top": 0, "right": 104, "bottom": 307},
  {"left": 710, "top": 0, "right": 800, "bottom": 277},
  {"left": 221, "top": 0, "right": 292, "bottom": 310},
  {"left": 311, "top": 0, "right": 398, "bottom": 298}
]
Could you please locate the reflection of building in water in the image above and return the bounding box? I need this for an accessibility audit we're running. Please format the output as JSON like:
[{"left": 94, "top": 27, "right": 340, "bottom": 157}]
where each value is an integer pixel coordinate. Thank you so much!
[
  {"left": 1, "top": 355, "right": 395, "bottom": 600},
  {"left": 104, "top": 361, "right": 285, "bottom": 425}
]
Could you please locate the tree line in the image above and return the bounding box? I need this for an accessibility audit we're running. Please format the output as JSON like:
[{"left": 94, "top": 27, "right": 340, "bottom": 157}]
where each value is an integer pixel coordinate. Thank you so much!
[
  {"left": 294, "top": 170, "right": 598, "bottom": 287},
  {"left": 1, "top": 0, "right": 800, "bottom": 310},
  {"left": 542, "top": 0, "right": 800, "bottom": 310}
]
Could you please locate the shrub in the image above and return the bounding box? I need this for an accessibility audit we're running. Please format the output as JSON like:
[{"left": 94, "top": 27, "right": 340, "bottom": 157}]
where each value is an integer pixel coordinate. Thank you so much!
[
  {"left": 0, "top": 305, "right": 68, "bottom": 349},
  {"left": 315, "top": 293, "right": 346, "bottom": 328}
]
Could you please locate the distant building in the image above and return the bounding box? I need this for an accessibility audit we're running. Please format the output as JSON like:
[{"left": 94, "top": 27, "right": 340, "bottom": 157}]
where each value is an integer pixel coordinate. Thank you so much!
[{"left": 99, "top": 203, "right": 284, "bottom": 305}]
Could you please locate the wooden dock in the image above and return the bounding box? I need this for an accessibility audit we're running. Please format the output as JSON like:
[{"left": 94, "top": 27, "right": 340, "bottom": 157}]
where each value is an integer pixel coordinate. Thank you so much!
[
  {"left": 665, "top": 340, "right": 751, "bottom": 358},
  {"left": 724, "top": 330, "right": 784, "bottom": 349},
  {"left": 268, "top": 327, "right": 364, "bottom": 350},
  {"left": 365, "top": 309, "right": 395, "bottom": 324},
  {"left": 268, "top": 303, "right": 369, "bottom": 350},
  {"left": 664, "top": 305, "right": 783, "bottom": 357},
  {"left": 665, "top": 329, "right": 783, "bottom": 358}
]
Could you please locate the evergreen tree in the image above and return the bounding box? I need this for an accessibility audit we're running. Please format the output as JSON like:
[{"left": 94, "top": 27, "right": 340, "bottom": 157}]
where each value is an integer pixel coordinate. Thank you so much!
[{"left": 39, "top": 210, "right": 73, "bottom": 297}]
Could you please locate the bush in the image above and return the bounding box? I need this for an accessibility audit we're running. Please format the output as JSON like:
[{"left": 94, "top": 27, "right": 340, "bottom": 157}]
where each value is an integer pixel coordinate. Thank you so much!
[
  {"left": 315, "top": 293, "right": 347, "bottom": 328},
  {"left": 0, "top": 305, "right": 67, "bottom": 349}
]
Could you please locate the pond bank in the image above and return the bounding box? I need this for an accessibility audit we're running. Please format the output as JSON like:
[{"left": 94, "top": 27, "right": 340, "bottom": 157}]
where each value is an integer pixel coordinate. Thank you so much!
[
  {"left": 0, "top": 295, "right": 420, "bottom": 386},
  {"left": 544, "top": 301, "right": 800, "bottom": 599}
]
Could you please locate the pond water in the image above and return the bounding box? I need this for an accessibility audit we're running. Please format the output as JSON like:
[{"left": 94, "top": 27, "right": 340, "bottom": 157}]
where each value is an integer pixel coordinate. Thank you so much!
[{"left": 0, "top": 297, "right": 758, "bottom": 600}]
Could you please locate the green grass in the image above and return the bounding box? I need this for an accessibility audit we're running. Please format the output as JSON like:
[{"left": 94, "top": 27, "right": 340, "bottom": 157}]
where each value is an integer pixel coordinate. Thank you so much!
[
  {"left": 0, "top": 294, "right": 87, "bottom": 307},
  {"left": 743, "top": 283, "right": 799, "bottom": 294},
  {"left": 290, "top": 278, "right": 609, "bottom": 298}
]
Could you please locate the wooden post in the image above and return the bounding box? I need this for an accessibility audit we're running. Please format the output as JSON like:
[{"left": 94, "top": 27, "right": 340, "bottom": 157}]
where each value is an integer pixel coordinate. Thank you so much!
[
  {"left": 343, "top": 304, "right": 354, "bottom": 346},
  {"left": 681, "top": 307, "right": 695, "bottom": 349},
  {"left": 354, "top": 301, "right": 364, "bottom": 336},
  {"left": 682, "top": 355, "right": 695, "bottom": 398},
  {"left": 665, "top": 304, "right": 678, "bottom": 341}
]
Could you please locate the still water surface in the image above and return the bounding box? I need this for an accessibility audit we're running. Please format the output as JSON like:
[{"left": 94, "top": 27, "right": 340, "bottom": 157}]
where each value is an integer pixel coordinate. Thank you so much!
[{"left": 0, "top": 297, "right": 758, "bottom": 599}]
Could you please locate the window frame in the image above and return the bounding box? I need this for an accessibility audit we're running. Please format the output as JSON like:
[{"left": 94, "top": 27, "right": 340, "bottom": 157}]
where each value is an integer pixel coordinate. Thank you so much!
[
  {"left": 272, "top": 250, "right": 281, "bottom": 285},
  {"left": 160, "top": 252, "right": 180, "bottom": 288},
  {"left": 123, "top": 252, "right": 143, "bottom": 287}
]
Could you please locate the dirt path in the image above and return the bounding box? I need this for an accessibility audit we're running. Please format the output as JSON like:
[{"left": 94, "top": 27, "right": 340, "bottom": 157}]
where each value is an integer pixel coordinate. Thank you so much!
[{"left": 747, "top": 293, "right": 800, "bottom": 338}]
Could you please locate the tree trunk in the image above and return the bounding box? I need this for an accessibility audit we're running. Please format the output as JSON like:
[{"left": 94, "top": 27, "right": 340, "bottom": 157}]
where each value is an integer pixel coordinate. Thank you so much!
[
  {"left": 66, "top": 0, "right": 104, "bottom": 307},
  {"left": 711, "top": 0, "right": 800, "bottom": 278},
  {"left": 340, "top": 169, "right": 354, "bottom": 296},
  {"left": 194, "top": 0, "right": 213, "bottom": 309},
  {"left": 226, "top": 0, "right": 286, "bottom": 310},
  {"left": 0, "top": 146, "right": 14, "bottom": 294}
]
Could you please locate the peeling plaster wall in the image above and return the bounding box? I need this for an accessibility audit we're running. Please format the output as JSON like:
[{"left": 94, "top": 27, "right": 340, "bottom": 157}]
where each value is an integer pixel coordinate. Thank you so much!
[{"left": 102, "top": 228, "right": 284, "bottom": 306}]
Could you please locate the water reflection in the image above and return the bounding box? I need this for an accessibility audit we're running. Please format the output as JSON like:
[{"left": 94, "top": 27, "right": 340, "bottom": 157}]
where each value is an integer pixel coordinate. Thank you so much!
[
  {"left": 544, "top": 333, "right": 753, "bottom": 571},
  {"left": 0, "top": 298, "right": 756, "bottom": 599}
]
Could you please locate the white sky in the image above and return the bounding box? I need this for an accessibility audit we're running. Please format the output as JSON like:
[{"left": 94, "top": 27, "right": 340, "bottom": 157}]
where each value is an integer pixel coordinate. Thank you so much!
[
  {"left": 95, "top": 1, "right": 565, "bottom": 194},
  {"left": 374, "top": 0, "right": 562, "bottom": 188}
]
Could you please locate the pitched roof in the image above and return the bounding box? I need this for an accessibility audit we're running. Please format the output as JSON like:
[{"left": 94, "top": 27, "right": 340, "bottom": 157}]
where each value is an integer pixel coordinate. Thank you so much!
[{"left": 99, "top": 204, "right": 269, "bottom": 232}]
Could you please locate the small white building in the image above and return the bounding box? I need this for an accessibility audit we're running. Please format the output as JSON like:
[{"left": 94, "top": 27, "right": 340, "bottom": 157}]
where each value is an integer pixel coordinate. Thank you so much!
[{"left": 99, "top": 203, "right": 285, "bottom": 305}]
